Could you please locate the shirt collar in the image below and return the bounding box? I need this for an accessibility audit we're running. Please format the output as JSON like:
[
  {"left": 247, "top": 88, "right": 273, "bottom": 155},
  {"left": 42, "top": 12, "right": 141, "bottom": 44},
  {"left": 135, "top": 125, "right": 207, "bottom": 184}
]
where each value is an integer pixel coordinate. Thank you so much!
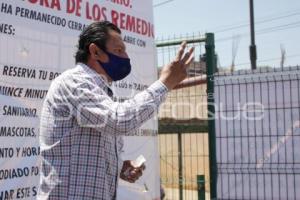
[
  {"left": 76, "top": 63, "right": 114, "bottom": 98},
  {"left": 76, "top": 62, "right": 111, "bottom": 88}
]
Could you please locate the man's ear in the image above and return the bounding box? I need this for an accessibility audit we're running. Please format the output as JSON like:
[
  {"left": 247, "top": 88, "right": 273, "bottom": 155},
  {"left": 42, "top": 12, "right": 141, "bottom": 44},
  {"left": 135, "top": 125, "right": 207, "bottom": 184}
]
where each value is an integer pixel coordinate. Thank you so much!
[{"left": 89, "top": 43, "right": 107, "bottom": 62}]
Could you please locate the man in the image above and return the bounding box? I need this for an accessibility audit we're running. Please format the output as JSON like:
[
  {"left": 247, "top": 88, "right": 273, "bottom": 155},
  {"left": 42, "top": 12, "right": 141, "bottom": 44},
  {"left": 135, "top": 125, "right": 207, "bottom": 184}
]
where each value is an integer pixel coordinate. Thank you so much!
[{"left": 38, "top": 21, "right": 194, "bottom": 200}]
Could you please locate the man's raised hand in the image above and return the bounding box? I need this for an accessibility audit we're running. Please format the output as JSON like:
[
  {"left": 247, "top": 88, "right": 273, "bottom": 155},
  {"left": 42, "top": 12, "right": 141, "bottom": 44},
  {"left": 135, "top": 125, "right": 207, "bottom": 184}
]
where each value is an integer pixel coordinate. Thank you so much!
[{"left": 159, "top": 41, "right": 195, "bottom": 90}]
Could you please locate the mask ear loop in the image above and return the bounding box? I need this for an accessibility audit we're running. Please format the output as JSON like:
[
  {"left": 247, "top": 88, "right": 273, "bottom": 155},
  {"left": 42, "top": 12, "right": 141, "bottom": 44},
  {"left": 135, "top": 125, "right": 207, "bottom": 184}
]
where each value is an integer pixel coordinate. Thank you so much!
[{"left": 94, "top": 48, "right": 106, "bottom": 64}]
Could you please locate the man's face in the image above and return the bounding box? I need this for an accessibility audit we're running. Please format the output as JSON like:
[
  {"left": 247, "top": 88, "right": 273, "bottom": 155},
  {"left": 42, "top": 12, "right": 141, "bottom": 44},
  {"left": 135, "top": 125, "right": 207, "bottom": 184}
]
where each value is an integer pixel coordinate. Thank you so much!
[{"left": 105, "top": 30, "right": 128, "bottom": 59}]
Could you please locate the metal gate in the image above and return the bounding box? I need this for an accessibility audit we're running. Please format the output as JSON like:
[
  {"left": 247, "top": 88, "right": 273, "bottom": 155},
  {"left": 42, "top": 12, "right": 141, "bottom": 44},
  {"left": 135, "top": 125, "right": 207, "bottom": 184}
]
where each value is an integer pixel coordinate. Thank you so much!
[{"left": 156, "top": 33, "right": 217, "bottom": 200}]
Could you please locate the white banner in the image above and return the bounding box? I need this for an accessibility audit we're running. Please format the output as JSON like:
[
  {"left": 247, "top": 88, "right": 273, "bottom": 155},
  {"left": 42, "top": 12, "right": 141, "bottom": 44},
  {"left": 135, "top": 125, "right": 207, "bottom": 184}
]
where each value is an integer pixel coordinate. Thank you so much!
[
  {"left": 215, "top": 67, "right": 300, "bottom": 199},
  {"left": 0, "top": 0, "right": 160, "bottom": 199}
]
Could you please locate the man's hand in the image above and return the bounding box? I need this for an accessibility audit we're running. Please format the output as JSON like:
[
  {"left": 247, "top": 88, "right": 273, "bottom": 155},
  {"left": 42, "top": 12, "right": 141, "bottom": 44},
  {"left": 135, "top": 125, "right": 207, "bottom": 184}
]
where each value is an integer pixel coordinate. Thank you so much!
[
  {"left": 120, "top": 160, "right": 146, "bottom": 183},
  {"left": 159, "top": 41, "right": 195, "bottom": 90}
]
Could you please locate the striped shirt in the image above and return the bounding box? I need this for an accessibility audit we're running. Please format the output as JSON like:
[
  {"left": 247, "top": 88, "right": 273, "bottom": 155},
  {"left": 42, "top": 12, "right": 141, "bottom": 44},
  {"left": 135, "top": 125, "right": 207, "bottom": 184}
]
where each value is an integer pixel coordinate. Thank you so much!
[{"left": 38, "top": 63, "right": 168, "bottom": 200}]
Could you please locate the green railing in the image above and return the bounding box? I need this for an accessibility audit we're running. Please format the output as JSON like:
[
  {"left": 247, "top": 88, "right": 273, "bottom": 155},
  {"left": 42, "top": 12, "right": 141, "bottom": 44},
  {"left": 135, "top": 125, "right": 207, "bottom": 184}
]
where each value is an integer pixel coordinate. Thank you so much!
[{"left": 156, "top": 33, "right": 217, "bottom": 200}]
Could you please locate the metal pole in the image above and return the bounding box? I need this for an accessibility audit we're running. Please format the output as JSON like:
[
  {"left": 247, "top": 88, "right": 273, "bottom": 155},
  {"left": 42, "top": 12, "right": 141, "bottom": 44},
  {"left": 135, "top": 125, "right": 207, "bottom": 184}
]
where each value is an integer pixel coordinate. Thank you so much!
[
  {"left": 249, "top": 0, "right": 257, "bottom": 70},
  {"left": 178, "top": 132, "right": 183, "bottom": 200},
  {"left": 156, "top": 37, "right": 206, "bottom": 47},
  {"left": 197, "top": 175, "right": 206, "bottom": 200},
  {"left": 174, "top": 76, "right": 207, "bottom": 90},
  {"left": 205, "top": 33, "right": 217, "bottom": 199}
]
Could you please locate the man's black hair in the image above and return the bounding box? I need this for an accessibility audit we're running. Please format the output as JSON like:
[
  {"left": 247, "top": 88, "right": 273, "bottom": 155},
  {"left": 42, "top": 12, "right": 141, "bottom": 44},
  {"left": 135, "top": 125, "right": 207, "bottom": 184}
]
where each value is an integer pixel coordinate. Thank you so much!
[{"left": 75, "top": 21, "right": 121, "bottom": 64}]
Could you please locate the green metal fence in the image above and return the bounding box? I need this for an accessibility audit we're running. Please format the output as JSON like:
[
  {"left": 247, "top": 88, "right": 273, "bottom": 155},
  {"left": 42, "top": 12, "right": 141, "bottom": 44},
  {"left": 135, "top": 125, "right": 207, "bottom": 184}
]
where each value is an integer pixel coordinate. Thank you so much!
[
  {"left": 157, "top": 33, "right": 300, "bottom": 200},
  {"left": 156, "top": 33, "right": 217, "bottom": 200},
  {"left": 214, "top": 66, "right": 300, "bottom": 200}
]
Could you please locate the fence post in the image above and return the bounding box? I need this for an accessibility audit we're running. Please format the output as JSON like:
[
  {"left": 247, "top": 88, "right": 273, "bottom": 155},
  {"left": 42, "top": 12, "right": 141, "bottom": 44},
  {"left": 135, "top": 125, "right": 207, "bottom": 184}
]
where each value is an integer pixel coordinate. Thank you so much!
[
  {"left": 205, "top": 33, "right": 217, "bottom": 200},
  {"left": 178, "top": 132, "right": 183, "bottom": 200},
  {"left": 197, "top": 175, "right": 206, "bottom": 200}
]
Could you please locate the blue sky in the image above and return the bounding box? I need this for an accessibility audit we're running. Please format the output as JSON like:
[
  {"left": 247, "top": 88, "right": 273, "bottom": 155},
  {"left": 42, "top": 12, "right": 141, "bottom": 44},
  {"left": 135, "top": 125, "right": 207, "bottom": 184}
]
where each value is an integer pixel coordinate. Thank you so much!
[{"left": 153, "top": 0, "right": 300, "bottom": 70}]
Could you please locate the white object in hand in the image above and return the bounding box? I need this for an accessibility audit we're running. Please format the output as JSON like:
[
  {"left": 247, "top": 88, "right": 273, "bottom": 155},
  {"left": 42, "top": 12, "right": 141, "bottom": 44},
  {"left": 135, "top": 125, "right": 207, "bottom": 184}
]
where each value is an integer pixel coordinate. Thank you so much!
[{"left": 131, "top": 155, "right": 146, "bottom": 168}]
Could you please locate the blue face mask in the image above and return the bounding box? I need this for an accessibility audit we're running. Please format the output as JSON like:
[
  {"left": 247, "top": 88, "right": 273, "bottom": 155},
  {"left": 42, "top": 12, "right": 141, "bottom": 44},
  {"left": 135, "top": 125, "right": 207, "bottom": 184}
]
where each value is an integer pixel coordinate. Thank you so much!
[{"left": 97, "top": 50, "right": 131, "bottom": 81}]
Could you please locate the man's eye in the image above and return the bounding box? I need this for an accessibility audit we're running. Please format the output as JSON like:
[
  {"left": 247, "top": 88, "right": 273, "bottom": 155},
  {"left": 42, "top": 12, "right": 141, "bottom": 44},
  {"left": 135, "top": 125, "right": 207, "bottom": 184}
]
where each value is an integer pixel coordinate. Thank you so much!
[
  {"left": 113, "top": 49, "right": 120, "bottom": 53},
  {"left": 115, "top": 49, "right": 124, "bottom": 54}
]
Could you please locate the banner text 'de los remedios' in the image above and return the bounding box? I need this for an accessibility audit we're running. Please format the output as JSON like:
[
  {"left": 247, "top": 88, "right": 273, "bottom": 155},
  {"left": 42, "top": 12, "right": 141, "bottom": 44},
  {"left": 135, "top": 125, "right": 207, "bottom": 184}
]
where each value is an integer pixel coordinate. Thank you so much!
[{"left": 16, "top": 0, "right": 154, "bottom": 37}]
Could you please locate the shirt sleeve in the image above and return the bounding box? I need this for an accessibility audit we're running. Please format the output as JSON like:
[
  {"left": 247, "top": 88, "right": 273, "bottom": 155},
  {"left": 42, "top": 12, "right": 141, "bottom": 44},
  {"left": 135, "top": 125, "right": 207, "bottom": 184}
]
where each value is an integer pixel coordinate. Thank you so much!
[{"left": 61, "top": 77, "right": 168, "bottom": 135}]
